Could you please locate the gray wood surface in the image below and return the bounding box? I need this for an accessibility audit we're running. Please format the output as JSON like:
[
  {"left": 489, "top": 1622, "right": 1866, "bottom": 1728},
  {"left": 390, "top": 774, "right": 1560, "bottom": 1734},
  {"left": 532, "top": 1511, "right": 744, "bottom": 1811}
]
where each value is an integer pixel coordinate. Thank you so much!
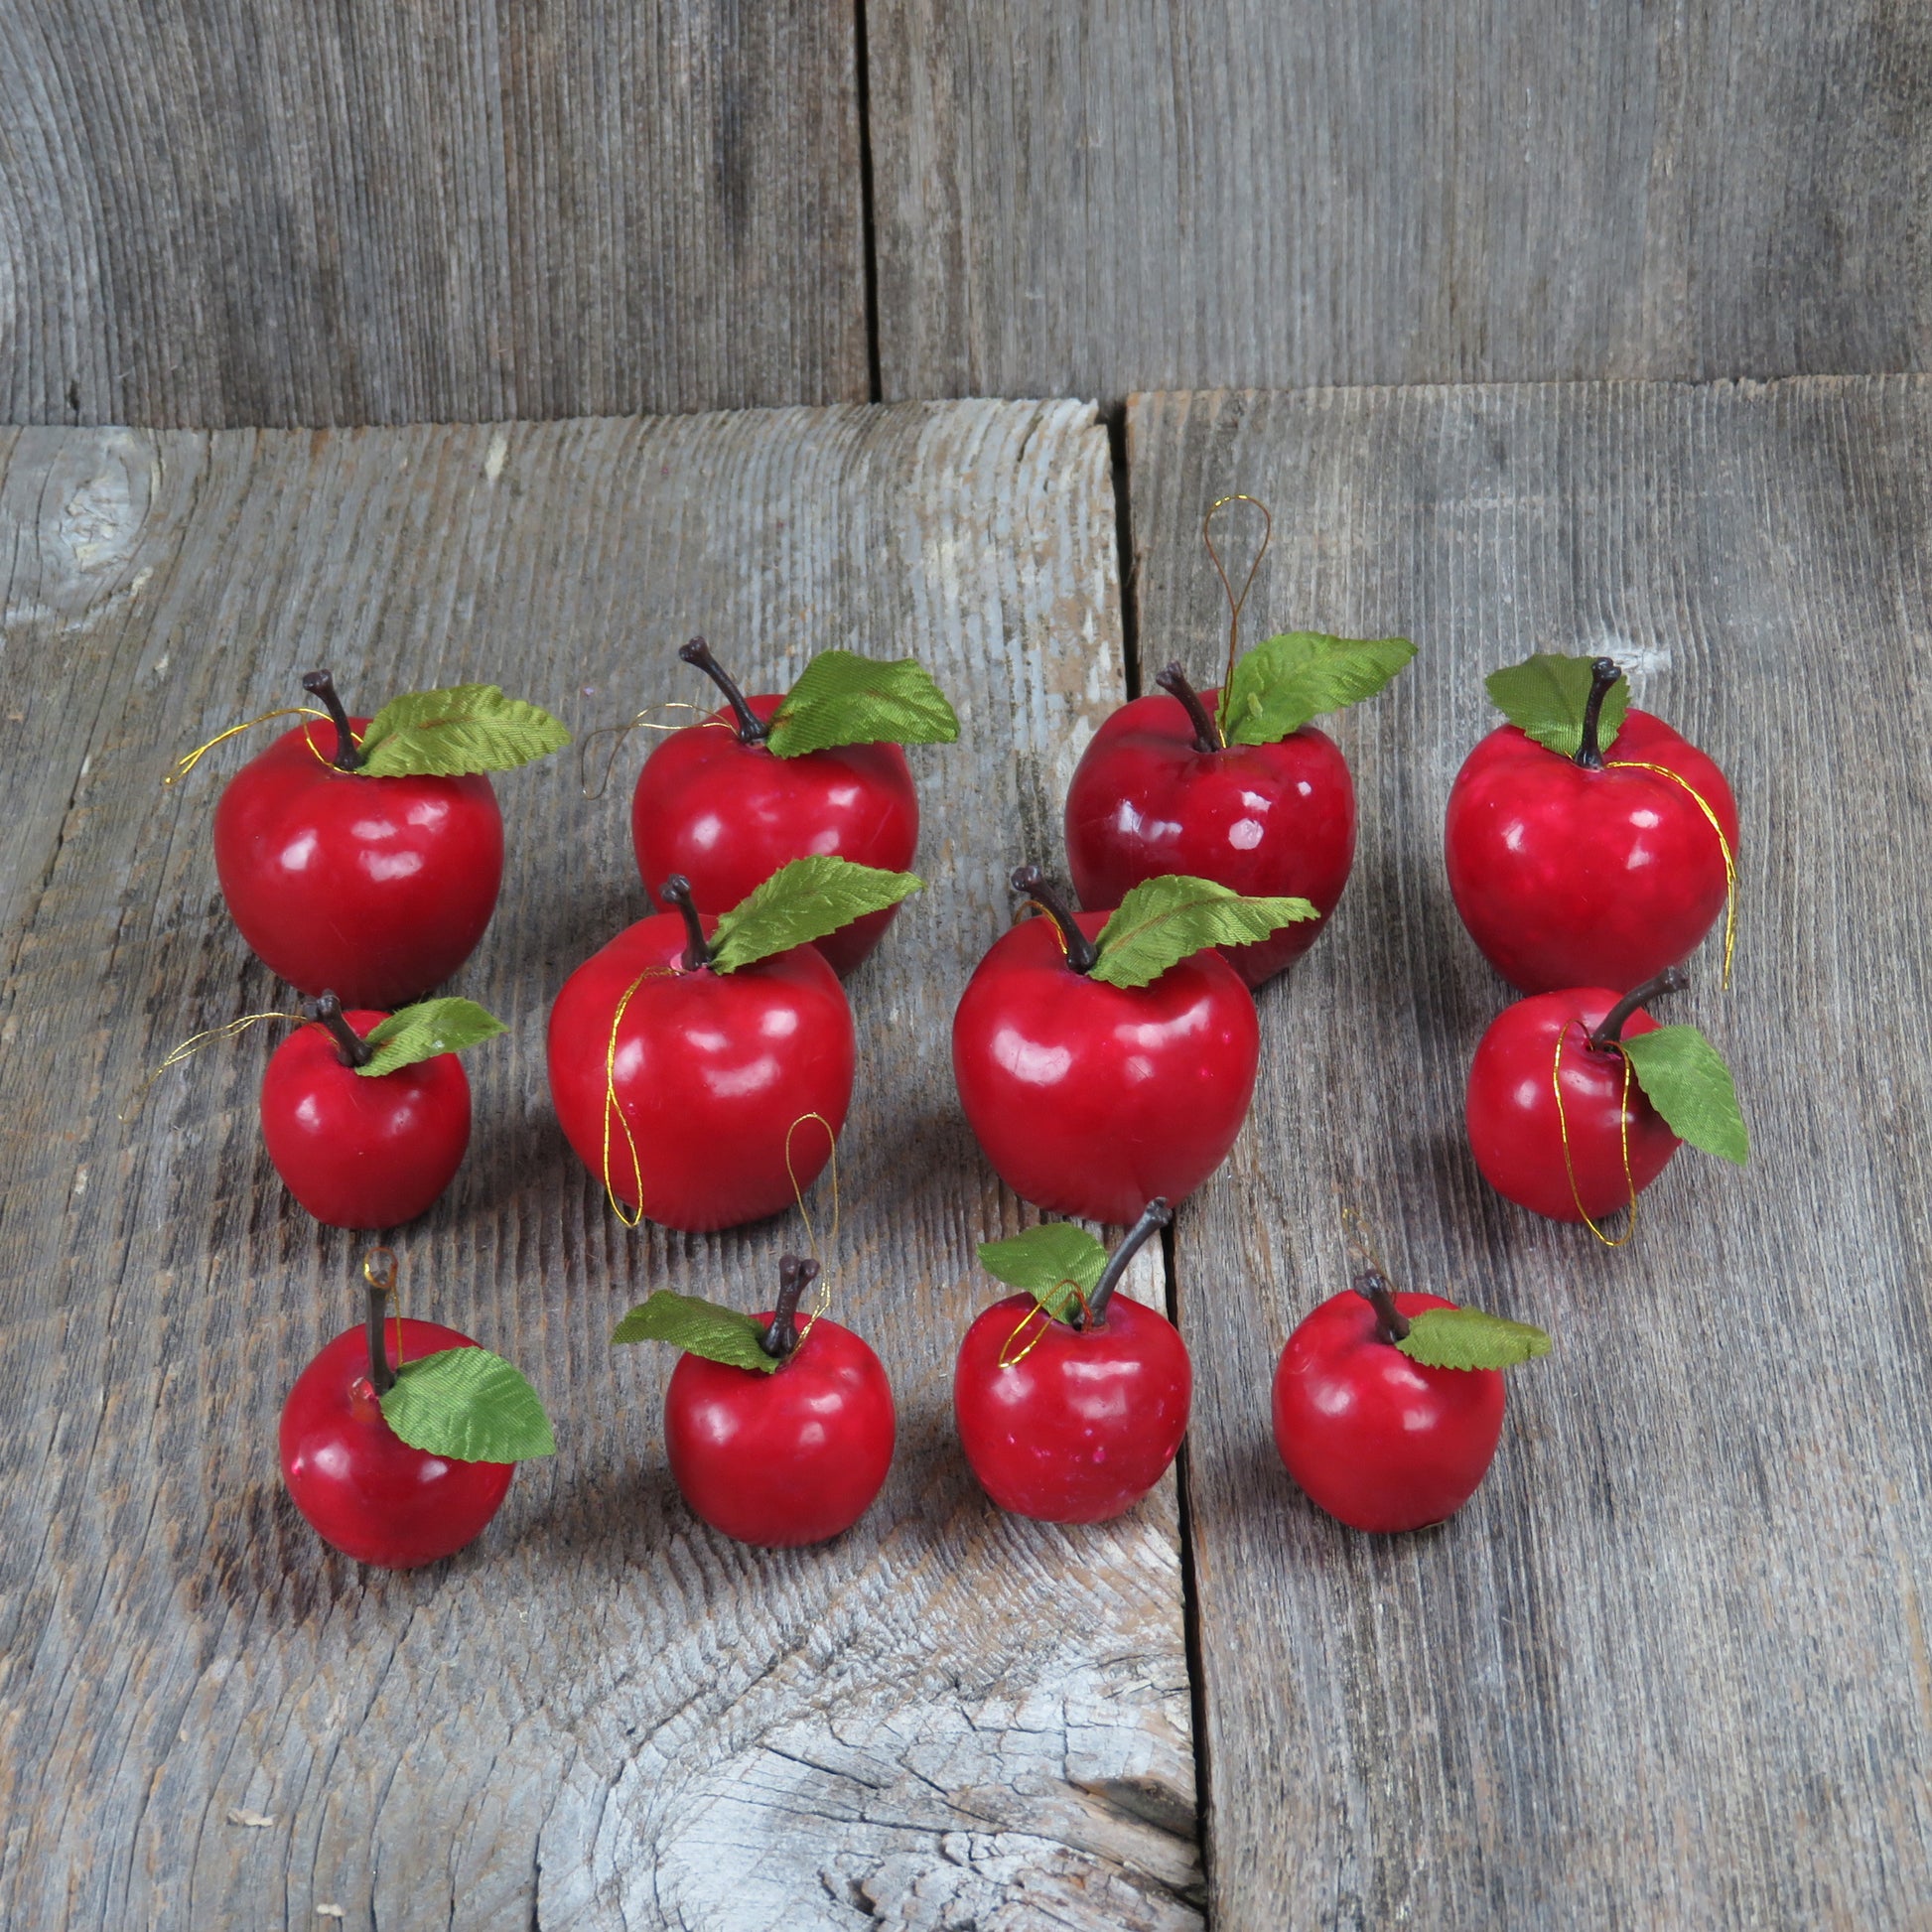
[
  {"left": 0, "top": 402, "right": 1200, "bottom": 1929},
  {"left": 1128, "top": 378, "right": 1932, "bottom": 1926},
  {"left": 0, "top": 2, "right": 868, "bottom": 427},
  {"left": 870, "top": 2, "right": 1932, "bottom": 400}
]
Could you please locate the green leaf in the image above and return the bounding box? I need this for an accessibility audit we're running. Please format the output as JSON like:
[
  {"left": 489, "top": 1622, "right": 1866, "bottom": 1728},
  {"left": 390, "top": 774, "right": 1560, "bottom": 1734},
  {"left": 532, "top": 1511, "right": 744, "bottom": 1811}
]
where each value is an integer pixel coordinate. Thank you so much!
[
  {"left": 611, "top": 1290, "right": 779, "bottom": 1373},
  {"left": 379, "top": 1346, "right": 556, "bottom": 1460},
  {"left": 764, "top": 650, "right": 960, "bottom": 758},
  {"left": 1220, "top": 632, "right": 1415, "bottom": 746},
  {"left": 1088, "top": 874, "right": 1317, "bottom": 989},
  {"left": 356, "top": 683, "right": 572, "bottom": 777},
  {"left": 1484, "top": 653, "right": 1628, "bottom": 759},
  {"left": 978, "top": 1223, "right": 1109, "bottom": 1321},
  {"left": 706, "top": 855, "right": 923, "bottom": 974},
  {"left": 1618, "top": 1025, "right": 1750, "bottom": 1165},
  {"left": 356, "top": 997, "right": 506, "bottom": 1077},
  {"left": 1396, "top": 1308, "right": 1552, "bottom": 1372}
]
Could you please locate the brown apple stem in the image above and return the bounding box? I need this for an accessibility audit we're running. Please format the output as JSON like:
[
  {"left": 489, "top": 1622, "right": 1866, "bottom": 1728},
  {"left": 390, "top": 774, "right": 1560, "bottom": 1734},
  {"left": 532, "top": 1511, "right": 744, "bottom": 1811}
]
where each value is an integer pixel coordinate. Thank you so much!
[
  {"left": 1587, "top": 966, "right": 1689, "bottom": 1050},
  {"left": 1078, "top": 1197, "right": 1174, "bottom": 1328},
  {"left": 364, "top": 1275, "right": 396, "bottom": 1395},
  {"left": 301, "top": 670, "right": 363, "bottom": 771},
  {"left": 306, "top": 990, "right": 374, "bottom": 1068},
  {"left": 657, "top": 874, "right": 713, "bottom": 971},
  {"left": 1355, "top": 1269, "right": 1411, "bottom": 1345},
  {"left": 1009, "top": 866, "right": 1098, "bottom": 974},
  {"left": 1155, "top": 662, "right": 1223, "bottom": 755},
  {"left": 1573, "top": 657, "right": 1623, "bottom": 771},
  {"left": 679, "top": 636, "right": 768, "bottom": 746},
  {"left": 760, "top": 1253, "right": 819, "bottom": 1360}
]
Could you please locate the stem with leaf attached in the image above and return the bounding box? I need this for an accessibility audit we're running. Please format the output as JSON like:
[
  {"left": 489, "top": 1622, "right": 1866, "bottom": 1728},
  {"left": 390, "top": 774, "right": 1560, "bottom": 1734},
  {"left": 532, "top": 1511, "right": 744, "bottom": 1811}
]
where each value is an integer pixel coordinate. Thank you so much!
[
  {"left": 1155, "top": 662, "right": 1223, "bottom": 755},
  {"left": 1076, "top": 1197, "right": 1173, "bottom": 1329},
  {"left": 657, "top": 875, "right": 713, "bottom": 971},
  {"left": 1356, "top": 1269, "right": 1410, "bottom": 1345},
  {"left": 1009, "top": 866, "right": 1098, "bottom": 974},
  {"left": 760, "top": 1254, "right": 819, "bottom": 1361},
  {"left": 364, "top": 1276, "right": 396, "bottom": 1395},
  {"left": 1587, "top": 966, "right": 1688, "bottom": 1051},
  {"left": 1574, "top": 657, "right": 1622, "bottom": 771},
  {"left": 679, "top": 637, "right": 768, "bottom": 747},
  {"left": 302, "top": 670, "right": 363, "bottom": 772},
  {"left": 306, "top": 990, "right": 374, "bottom": 1068}
]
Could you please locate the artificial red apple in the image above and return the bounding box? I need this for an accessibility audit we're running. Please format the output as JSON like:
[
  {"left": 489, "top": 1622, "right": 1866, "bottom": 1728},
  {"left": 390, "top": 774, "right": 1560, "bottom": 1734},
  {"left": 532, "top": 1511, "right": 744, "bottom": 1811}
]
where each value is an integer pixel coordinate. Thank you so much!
[
  {"left": 1446, "top": 653, "right": 1739, "bottom": 994},
  {"left": 951, "top": 867, "right": 1312, "bottom": 1224},
  {"left": 259, "top": 992, "right": 503, "bottom": 1229},
  {"left": 549, "top": 857, "right": 919, "bottom": 1231},
  {"left": 954, "top": 1199, "right": 1188, "bottom": 1523},
  {"left": 209, "top": 670, "right": 569, "bottom": 1007},
  {"left": 281, "top": 1257, "right": 554, "bottom": 1568},
  {"left": 1465, "top": 967, "right": 1748, "bottom": 1227},
  {"left": 630, "top": 637, "right": 957, "bottom": 976},
  {"left": 614, "top": 1255, "right": 896, "bottom": 1547},
  {"left": 1272, "top": 1271, "right": 1547, "bottom": 1533},
  {"left": 1065, "top": 628, "right": 1413, "bottom": 988}
]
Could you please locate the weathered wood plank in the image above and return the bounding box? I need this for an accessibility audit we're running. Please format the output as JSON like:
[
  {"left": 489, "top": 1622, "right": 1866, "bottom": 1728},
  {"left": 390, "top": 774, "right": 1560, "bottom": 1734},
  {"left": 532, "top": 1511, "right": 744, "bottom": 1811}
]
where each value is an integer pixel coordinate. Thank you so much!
[
  {"left": 0, "top": 3, "right": 868, "bottom": 427},
  {"left": 1128, "top": 378, "right": 1932, "bottom": 1926},
  {"left": 0, "top": 402, "right": 1200, "bottom": 1929},
  {"left": 871, "top": 3, "right": 1932, "bottom": 399}
]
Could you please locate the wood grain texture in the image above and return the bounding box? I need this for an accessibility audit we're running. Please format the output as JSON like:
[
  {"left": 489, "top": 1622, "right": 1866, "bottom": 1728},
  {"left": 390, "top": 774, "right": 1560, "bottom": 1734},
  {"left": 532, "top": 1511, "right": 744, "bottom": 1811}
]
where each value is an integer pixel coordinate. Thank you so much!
[
  {"left": 1127, "top": 378, "right": 1932, "bottom": 1926},
  {"left": 0, "top": 401, "right": 1201, "bottom": 1929},
  {"left": 0, "top": 2, "right": 868, "bottom": 428},
  {"left": 870, "top": 2, "right": 1932, "bottom": 400}
]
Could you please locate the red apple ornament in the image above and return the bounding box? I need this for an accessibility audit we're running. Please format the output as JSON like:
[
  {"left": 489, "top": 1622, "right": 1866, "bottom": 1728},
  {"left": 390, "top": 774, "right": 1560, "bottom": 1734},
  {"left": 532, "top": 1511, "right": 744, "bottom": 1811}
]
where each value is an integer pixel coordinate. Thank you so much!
[
  {"left": 1273, "top": 1270, "right": 1548, "bottom": 1534},
  {"left": 1465, "top": 967, "right": 1748, "bottom": 1228},
  {"left": 260, "top": 993, "right": 504, "bottom": 1229},
  {"left": 1067, "top": 629, "right": 1413, "bottom": 988},
  {"left": 955, "top": 1199, "right": 1189, "bottom": 1523},
  {"left": 1446, "top": 654, "right": 1739, "bottom": 994},
  {"left": 209, "top": 671, "right": 570, "bottom": 1008},
  {"left": 614, "top": 1255, "right": 896, "bottom": 1547},
  {"left": 630, "top": 638, "right": 957, "bottom": 976},
  {"left": 952, "top": 867, "right": 1311, "bottom": 1224},
  {"left": 281, "top": 1254, "right": 555, "bottom": 1568},
  {"left": 549, "top": 857, "right": 919, "bottom": 1231}
]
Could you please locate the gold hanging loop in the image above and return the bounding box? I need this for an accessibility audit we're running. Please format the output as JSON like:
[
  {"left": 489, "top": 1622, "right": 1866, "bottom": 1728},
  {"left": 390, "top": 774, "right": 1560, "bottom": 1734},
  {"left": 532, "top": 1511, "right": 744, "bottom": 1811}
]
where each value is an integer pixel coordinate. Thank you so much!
[{"left": 1201, "top": 493, "right": 1273, "bottom": 741}]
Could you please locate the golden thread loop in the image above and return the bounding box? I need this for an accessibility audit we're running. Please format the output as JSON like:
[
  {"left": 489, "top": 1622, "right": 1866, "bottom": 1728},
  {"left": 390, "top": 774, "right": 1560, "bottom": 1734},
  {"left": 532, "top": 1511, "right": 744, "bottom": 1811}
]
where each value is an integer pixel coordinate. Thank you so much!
[
  {"left": 783, "top": 1113, "right": 840, "bottom": 1342},
  {"left": 997, "top": 1277, "right": 1090, "bottom": 1369},
  {"left": 577, "top": 701, "right": 721, "bottom": 800},
  {"left": 1605, "top": 759, "right": 1738, "bottom": 988},
  {"left": 1202, "top": 493, "right": 1273, "bottom": 741},
  {"left": 600, "top": 967, "right": 673, "bottom": 1227},
  {"left": 1552, "top": 1024, "right": 1639, "bottom": 1248},
  {"left": 165, "top": 707, "right": 333, "bottom": 785},
  {"left": 117, "top": 1011, "right": 301, "bottom": 1123},
  {"left": 1012, "top": 897, "right": 1070, "bottom": 958}
]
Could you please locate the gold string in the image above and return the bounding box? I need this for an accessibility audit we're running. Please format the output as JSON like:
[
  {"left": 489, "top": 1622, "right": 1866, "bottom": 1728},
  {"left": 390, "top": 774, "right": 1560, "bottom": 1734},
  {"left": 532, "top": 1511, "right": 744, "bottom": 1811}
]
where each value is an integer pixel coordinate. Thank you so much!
[
  {"left": 1552, "top": 1024, "right": 1639, "bottom": 1248},
  {"left": 1605, "top": 759, "right": 1738, "bottom": 988},
  {"left": 599, "top": 967, "right": 673, "bottom": 1227},
  {"left": 997, "top": 1277, "right": 1091, "bottom": 1369},
  {"left": 576, "top": 702, "right": 724, "bottom": 800},
  {"left": 117, "top": 1011, "right": 301, "bottom": 1123},
  {"left": 1012, "top": 897, "right": 1070, "bottom": 958},
  {"left": 782, "top": 1113, "right": 840, "bottom": 1341},
  {"left": 164, "top": 707, "right": 338, "bottom": 785},
  {"left": 1201, "top": 493, "right": 1272, "bottom": 742}
]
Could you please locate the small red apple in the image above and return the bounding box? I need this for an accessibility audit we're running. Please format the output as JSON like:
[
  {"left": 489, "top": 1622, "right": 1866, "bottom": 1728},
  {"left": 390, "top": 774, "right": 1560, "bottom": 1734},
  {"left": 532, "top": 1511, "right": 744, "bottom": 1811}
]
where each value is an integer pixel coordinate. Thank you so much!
[
  {"left": 1272, "top": 1271, "right": 1547, "bottom": 1533},
  {"left": 630, "top": 638, "right": 956, "bottom": 976}
]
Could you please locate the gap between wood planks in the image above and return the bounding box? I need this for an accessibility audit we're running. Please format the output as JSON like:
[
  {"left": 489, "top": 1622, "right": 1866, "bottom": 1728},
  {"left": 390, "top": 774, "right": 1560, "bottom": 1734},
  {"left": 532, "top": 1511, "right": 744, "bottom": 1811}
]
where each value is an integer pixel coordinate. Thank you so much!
[
  {"left": 854, "top": 0, "right": 885, "bottom": 404},
  {"left": 1105, "top": 390, "right": 1215, "bottom": 1902}
]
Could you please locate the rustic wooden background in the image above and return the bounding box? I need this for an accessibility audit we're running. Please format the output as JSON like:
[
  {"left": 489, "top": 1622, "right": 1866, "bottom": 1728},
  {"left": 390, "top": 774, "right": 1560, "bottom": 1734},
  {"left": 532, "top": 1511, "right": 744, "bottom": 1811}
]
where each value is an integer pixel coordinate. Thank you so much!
[{"left": 3, "top": 2, "right": 1929, "bottom": 1927}]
